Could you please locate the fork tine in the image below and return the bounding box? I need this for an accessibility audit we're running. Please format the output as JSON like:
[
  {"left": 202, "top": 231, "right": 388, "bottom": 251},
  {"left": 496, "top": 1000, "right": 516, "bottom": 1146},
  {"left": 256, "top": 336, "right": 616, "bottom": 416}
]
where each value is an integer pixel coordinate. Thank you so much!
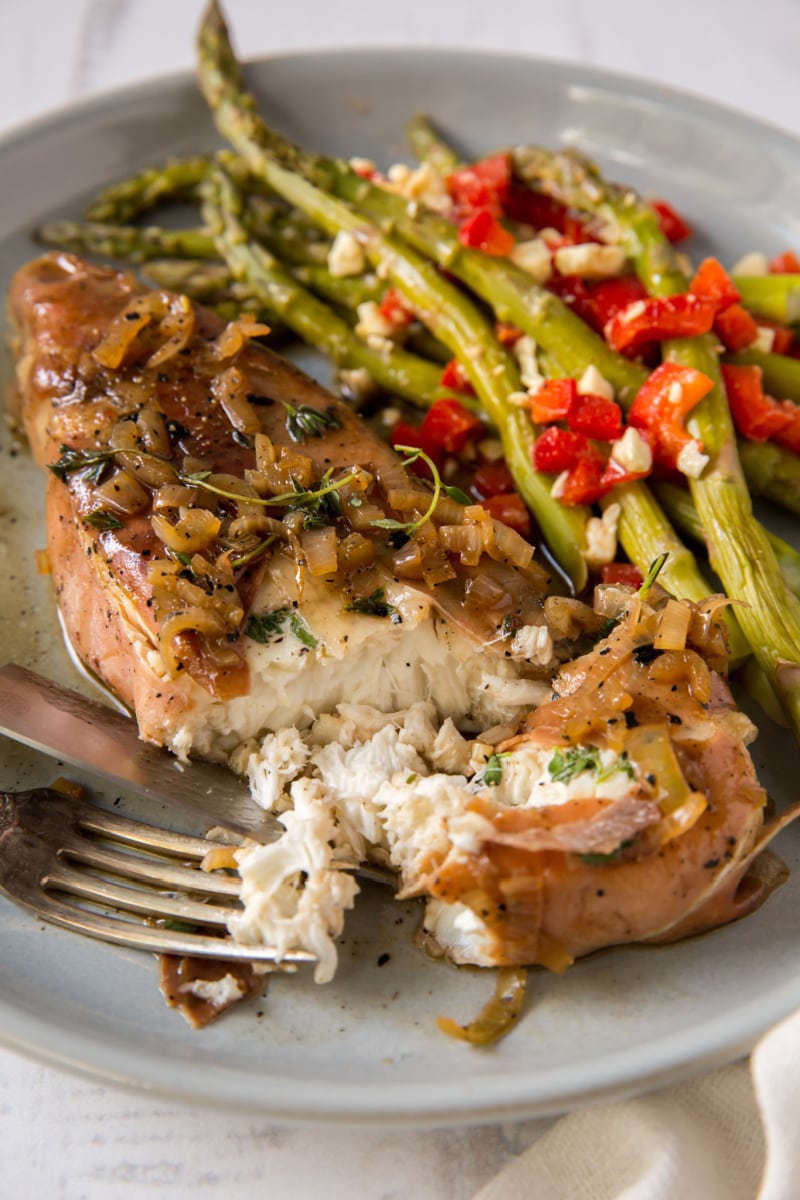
[
  {"left": 43, "top": 863, "right": 235, "bottom": 926},
  {"left": 60, "top": 836, "right": 242, "bottom": 898},
  {"left": 10, "top": 889, "right": 315, "bottom": 963},
  {"left": 74, "top": 802, "right": 240, "bottom": 859}
]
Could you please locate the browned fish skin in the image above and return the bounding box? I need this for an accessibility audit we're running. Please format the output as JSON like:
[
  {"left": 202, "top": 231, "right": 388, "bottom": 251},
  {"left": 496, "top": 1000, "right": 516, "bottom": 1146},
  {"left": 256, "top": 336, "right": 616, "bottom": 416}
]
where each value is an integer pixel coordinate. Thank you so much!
[{"left": 9, "top": 253, "right": 549, "bottom": 747}]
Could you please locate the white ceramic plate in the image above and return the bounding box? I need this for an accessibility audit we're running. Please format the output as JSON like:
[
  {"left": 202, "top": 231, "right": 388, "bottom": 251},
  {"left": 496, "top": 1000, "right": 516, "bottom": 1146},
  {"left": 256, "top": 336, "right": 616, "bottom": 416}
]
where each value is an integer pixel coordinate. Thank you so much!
[{"left": 1, "top": 49, "right": 800, "bottom": 1126}]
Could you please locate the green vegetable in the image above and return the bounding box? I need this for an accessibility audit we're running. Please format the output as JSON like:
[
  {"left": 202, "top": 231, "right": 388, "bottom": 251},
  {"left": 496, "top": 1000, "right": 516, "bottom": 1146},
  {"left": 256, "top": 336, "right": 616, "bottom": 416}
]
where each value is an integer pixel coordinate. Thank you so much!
[{"left": 436, "top": 966, "right": 527, "bottom": 1045}]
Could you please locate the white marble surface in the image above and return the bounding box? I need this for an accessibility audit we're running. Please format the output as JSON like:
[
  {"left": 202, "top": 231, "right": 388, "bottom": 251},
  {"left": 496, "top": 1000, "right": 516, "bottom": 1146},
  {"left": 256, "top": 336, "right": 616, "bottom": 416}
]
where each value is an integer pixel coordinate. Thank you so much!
[{"left": 0, "top": 2, "right": 797, "bottom": 1197}]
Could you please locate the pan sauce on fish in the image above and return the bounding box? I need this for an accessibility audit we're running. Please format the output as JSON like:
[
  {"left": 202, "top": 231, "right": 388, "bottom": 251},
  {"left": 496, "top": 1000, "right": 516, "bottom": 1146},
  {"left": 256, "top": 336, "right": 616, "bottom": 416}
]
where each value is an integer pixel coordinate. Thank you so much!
[{"left": 9, "top": 253, "right": 796, "bottom": 994}]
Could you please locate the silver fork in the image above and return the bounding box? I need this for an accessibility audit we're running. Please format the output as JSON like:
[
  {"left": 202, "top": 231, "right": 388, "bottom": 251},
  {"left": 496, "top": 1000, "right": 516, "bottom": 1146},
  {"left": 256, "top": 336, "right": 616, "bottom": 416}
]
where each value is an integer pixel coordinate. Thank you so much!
[{"left": 0, "top": 785, "right": 316, "bottom": 964}]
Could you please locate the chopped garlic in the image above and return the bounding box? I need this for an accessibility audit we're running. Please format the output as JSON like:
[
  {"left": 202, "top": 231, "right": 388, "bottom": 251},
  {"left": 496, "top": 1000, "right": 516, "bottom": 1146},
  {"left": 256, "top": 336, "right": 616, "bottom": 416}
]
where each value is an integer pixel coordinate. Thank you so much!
[
  {"left": 511, "top": 623, "right": 554, "bottom": 666},
  {"left": 584, "top": 503, "right": 621, "bottom": 569},
  {"left": 554, "top": 243, "right": 627, "bottom": 280},
  {"left": 477, "top": 437, "right": 504, "bottom": 462},
  {"left": 752, "top": 326, "right": 776, "bottom": 354},
  {"left": 513, "top": 334, "right": 544, "bottom": 392},
  {"left": 185, "top": 974, "right": 246, "bottom": 1006},
  {"left": 578, "top": 365, "right": 614, "bottom": 402},
  {"left": 384, "top": 161, "right": 452, "bottom": 215},
  {"left": 676, "top": 441, "right": 709, "bottom": 480},
  {"left": 508, "top": 390, "right": 533, "bottom": 408},
  {"left": 510, "top": 238, "right": 552, "bottom": 283},
  {"left": 731, "top": 251, "right": 768, "bottom": 276},
  {"left": 550, "top": 470, "right": 569, "bottom": 500},
  {"left": 355, "top": 301, "right": 400, "bottom": 350},
  {"left": 610, "top": 426, "right": 653, "bottom": 474},
  {"left": 349, "top": 156, "right": 376, "bottom": 176},
  {"left": 327, "top": 230, "right": 366, "bottom": 278},
  {"left": 339, "top": 367, "right": 376, "bottom": 403}
]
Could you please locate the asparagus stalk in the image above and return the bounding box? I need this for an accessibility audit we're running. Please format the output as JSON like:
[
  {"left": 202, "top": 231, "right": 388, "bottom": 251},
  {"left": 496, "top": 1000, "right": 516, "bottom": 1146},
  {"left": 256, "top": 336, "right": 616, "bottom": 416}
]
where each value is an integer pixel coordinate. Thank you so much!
[
  {"left": 736, "top": 438, "right": 800, "bottom": 516},
  {"left": 37, "top": 220, "right": 218, "bottom": 262},
  {"left": 200, "top": 164, "right": 460, "bottom": 411},
  {"left": 733, "top": 274, "right": 800, "bottom": 324},
  {"left": 655, "top": 480, "right": 800, "bottom": 598},
  {"left": 520, "top": 146, "right": 800, "bottom": 734},
  {"left": 406, "top": 114, "right": 461, "bottom": 174},
  {"left": 85, "top": 156, "right": 213, "bottom": 223}
]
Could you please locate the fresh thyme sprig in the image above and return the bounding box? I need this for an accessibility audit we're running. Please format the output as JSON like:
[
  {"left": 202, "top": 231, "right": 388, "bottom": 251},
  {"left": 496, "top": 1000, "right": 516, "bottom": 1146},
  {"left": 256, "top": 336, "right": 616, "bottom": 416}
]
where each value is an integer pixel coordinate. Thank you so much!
[
  {"left": 370, "top": 445, "right": 469, "bottom": 539},
  {"left": 281, "top": 400, "right": 342, "bottom": 442}
]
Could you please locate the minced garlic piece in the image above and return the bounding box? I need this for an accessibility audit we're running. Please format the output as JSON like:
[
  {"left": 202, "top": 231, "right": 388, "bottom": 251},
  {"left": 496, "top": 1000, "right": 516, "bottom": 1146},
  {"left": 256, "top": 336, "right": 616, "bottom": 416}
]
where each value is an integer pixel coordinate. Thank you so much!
[
  {"left": 578, "top": 364, "right": 615, "bottom": 402},
  {"left": 584, "top": 503, "right": 621, "bottom": 569},
  {"left": 610, "top": 426, "right": 652, "bottom": 474},
  {"left": 731, "top": 251, "right": 768, "bottom": 276},
  {"left": 676, "top": 441, "right": 709, "bottom": 480},
  {"left": 327, "top": 230, "right": 366, "bottom": 278},
  {"left": 554, "top": 243, "right": 627, "bottom": 280},
  {"left": 510, "top": 238, "right": 552, "bottom": 283}
]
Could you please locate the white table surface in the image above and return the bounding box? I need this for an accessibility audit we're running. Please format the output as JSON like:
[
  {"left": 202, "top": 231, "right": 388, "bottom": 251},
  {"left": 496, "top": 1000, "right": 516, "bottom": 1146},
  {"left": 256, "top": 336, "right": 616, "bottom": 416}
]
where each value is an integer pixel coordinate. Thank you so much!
[{"left": 0, "top": 2, "right": 796, "bottom": 1197}]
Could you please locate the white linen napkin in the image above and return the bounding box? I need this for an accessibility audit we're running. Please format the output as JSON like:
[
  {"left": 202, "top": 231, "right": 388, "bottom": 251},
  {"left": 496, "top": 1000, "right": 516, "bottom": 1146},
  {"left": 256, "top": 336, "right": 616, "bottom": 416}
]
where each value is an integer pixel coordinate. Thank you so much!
[{"left": 475, "top": 1008, "right": 800, "bottom": 1200}]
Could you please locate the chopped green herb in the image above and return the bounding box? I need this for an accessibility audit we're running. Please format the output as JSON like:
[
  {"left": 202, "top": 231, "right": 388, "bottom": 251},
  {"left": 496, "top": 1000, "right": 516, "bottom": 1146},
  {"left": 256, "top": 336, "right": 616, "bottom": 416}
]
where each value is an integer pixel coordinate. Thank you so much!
[
  {"left": 371, "top": 445, "right": 443, "bottom": 538},
  {"left": 161, "top": 919, "right": 198, "bottom": 933},
  {"left": 282, "top": 400, "right": 342, "bottom": 442},
  {"left": 474, "top": 751, "right": 511, "bottom": 787},
  {"left": 171, "top": 550, "right": 193, "bottom": 567},
  {"left": 82, "top": 510, "right": 123, "bottom": 531},
  {"left": 578, "top": 837, "right": 637, "bottom": 866},
  {"left": 345, "top": 587, "right": 396, "bottom": 618},
  {"left": 442, "top": 483, "right": 471, "bottom": 505},
  {"left": 548, "top": 744, "right": 602, "bottom": 784},
  {"left": 49, "top": 445, "right": 115, "bottom": 482},
  {"left": 639, "top": 552, "right": 669, "bottom": 595},
  {"left": 597, "top": 750, "right": 636, "bottom": 782},
  {"left": 289, "top": 612, "right": 318, "bottom": 649},
  {"left": 244, "top": 608, "right": 289, "bottom": 644}
]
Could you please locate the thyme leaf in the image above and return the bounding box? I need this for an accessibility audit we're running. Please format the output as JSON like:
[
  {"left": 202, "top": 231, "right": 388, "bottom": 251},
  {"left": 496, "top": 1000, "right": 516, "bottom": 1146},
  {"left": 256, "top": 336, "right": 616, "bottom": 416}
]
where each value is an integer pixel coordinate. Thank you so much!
[
  {"left": 475, "top": 751, "right": 511, "bottom": 787},
  {"left": 289, "top": 612, "right": 317, "bottom": 649},
  {"left": 639, "top": 552, "right": 669, "bottom": 595},
  {"left": 282, "top": 401, "right": 342, "bottom": 443},
  {"left": 82, "top": 510, "right": 124, "bottom": 531},
  {"left": 244, "top": 608, "right": 289, "bottom": 644},
  {"left": 49, "top": 445, "right": 116, "bottom": 482},
  {"left": 345, "top": 587, "right": 396, "bottom": 618}
]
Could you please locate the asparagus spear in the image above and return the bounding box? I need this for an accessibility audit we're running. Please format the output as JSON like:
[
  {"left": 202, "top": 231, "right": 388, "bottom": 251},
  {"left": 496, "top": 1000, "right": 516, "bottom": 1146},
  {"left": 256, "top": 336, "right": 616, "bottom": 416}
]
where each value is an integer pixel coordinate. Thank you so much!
[
  {"left": 518, "top": 146, "right": 800, "bottom": 734},
  {"left": 85, "top": 156, "right": 213, "bottom": 223},
  {"left": 733, "top": 274, "right": 800, "bottom": 324},
  {"left": 655, "top": 481, "right": 800, "bottom": 598},
  {"left": 200, "top": 163, "right": 460, "bottom": 411},
  {"left": 37, "top": 220, "right": 218, "bottom": 262},
  {"left": 736, "top": 438, "right": 800, "bottom": 516},
  {"left": 406, "top": 114, "right": 461, "bottom": 174}
]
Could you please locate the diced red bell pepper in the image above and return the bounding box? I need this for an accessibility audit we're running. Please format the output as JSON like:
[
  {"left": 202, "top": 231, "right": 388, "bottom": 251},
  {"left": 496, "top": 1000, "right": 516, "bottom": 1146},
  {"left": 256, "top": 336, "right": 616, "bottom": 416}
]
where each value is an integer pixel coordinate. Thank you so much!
[
  {"left": 587, "top": 276, "right": 648, "bottom": 331},
  {"left": 532, "top": 426, "right": 592, "bottom": 473},
  {"left": 598, "top": 455, "right": 650, "bottom": 489},
  {"left": 458, "top": 208, "right": 516, "bottom": 256},
  {"left": 472, "top": 460, "right": 515, "bottom": 499},
  {"left": 714, "top": 303, "right": 759, "bottom": 351},
  {"left": 559, "top": 455, "right": 607, "bottom": 506},
  {"left": 391, "top": 419, "right": 444, "bottom": 476},
  {"left": 377, "top": 287, "right": 415, "bottom": 327},
  {"left": 773, "top": 412, "right": 800, "bottom": 454},
  {"left": 419, "top": 398, "right": 483, "bottom": 455},
  {"left": 605, "top": 294, "right": 718, "bottom": 354},
  {"left": 483, "top": 493, "right": 532, "bottom": 537},
  {"left": 529, "top": 378, "right": 577, "bottom": 424},
  {"left": 651, "top": 199, "right": 693, "bottom": 244},
  {"left": 494, "top": 321, "right": 523, "bottom": 347},
  {"left": 502, "top": 181, "right": 573, "bottom": 233},
  {"left": 546, "top": 274, "right": 599, "bottom": 328},
  {"left": 721, "top": 364, "right": 794, "bottom": 442},
  {"left": 600, "top": 562, "right": 644, "bottom": 588},
  {"left": 628, "top": 361, "right": 714, "bottom": 471},
  {"left": 689, "top": 258, "right": 741, "bottom": 313},
  {"left": 567, "top": 393, "right": 624, "bottom": 442},
  {"left": 769, "top": 250, "right": 800, "bottom": 274},
  {"left": 447, "top": 152, "right": 511, "bottom": 218},
  {"left": 440, "top": 358, "right": 476, "bottom": 396}
]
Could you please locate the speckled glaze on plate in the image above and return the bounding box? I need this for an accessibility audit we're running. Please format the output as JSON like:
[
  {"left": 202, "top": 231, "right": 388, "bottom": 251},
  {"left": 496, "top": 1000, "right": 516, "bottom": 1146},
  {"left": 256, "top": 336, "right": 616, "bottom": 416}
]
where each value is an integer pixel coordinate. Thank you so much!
[{"left": 1, "top": 49, "right": 799, "bottom": 1126}]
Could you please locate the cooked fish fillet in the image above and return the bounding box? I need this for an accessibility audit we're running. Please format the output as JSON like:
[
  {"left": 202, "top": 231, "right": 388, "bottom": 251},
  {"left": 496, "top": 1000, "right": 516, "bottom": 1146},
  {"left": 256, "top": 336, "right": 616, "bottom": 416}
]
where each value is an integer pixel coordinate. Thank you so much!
[{"left": 9, "top": 253, "right": 553, "bottom": 758}]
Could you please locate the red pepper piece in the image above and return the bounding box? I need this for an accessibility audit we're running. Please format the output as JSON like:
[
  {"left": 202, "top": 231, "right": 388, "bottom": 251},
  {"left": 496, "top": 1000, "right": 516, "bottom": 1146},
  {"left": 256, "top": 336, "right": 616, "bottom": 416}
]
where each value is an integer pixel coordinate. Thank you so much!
[
  {"left": 440, "top": 358, "right": 476, "bottom": 396},
  {"left": 715, "top": 303, "right": 759, "bottom": 352},
  {"left": 567, "top": 393, "right": 624, "bottom": 442},
  {"left": 651, "top": 199, "right": 693, "bottom": 244},
  {"left": 391, "top": 419, "right": 444, "bottom": 475},
  {"left": 628, "top": 361, "right": 713, "bottom": 471},
  {"left": 689, "top": 257, "right": 741, "bottom": 313},
  {"left": 559, "top": 455, "right": 607, "bottom": 506},
  {"left": 472, "top": 460, "right": 515, "bottom": 499},
  {"left": 773, "top": 410, "right": 800, "bottom": 454},
  {"left": 721, "top": 364, "right": 794, "bottom": 441},
  {"left": 601, "top": 562, "right": 644, "bottom": 587},
  {"left": 529, "top": 378, "right": 577, "bottom": 424},
  {"left": 502, "top": 181, "right": 573, "bottom": 233},
  {"left": 483, "top": 493, "right": 532, "bottom": 537},
  {"left": 494, "top": 322, "right": 523, "bottom": 347},
  {"left": 598, "top": 455, "right": 650, "bottom": 489},
  {"left": 419, "top": 398, "right": 483, "bottom": 455},
  {"left": 458, "top": 208, "right": 515, "bottom": 256},
  {"left": 377, "top": 287, "right": 414, "bottom": 327},
  {"left": 605, "top": 294, "right": 717, "bottom": 354},
  {"left": 532, "top": 426, "right": 591, "bottom": 473},
  {"left": 546, "top": 274, "right": 599, "bottom": 328},
  {"left": 447, "top": 152, "right": 511, "bottom": 218},
  {"left": 587, "top": 276, "right": 648, "bottom": 331},
  {"left": 769, "top": 250, "right": 800, "bottom": 274}
]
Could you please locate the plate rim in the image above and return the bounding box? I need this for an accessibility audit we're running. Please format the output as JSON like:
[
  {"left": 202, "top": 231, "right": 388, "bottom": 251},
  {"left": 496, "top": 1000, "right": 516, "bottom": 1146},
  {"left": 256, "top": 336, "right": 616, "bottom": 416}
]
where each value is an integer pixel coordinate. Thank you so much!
[{"left": 2, "top": 44, "right": 800, "bottom": 1124}]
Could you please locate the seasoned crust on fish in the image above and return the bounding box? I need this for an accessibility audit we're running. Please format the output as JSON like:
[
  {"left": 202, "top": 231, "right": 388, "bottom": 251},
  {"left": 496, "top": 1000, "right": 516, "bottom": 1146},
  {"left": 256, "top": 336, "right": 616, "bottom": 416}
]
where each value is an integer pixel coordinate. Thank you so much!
[{"left": 9, "top": 254, "right": 553, "bottom": 753}]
